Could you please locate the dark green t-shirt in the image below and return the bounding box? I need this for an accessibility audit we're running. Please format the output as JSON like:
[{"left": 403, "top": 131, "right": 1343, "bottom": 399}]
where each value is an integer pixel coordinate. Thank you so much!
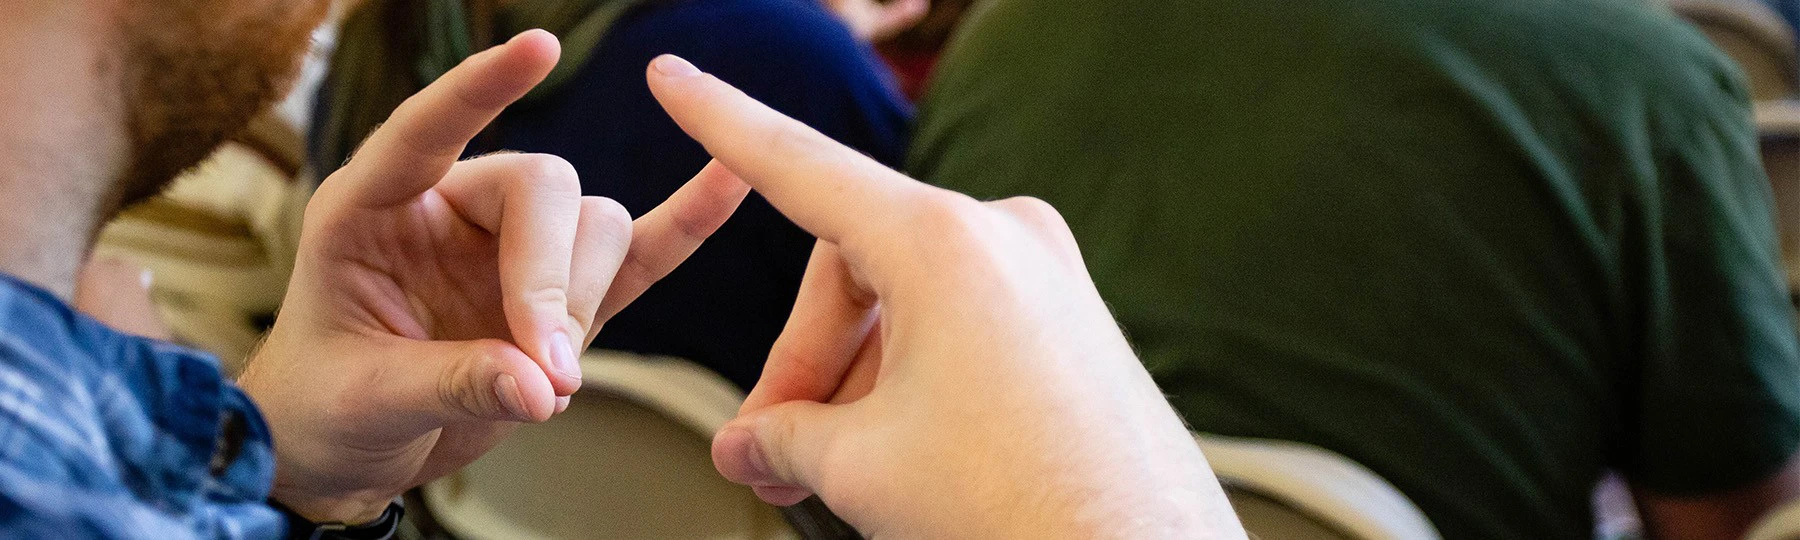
[{"left": 911, "top": 0, "right": 1800, "bottom": 537}]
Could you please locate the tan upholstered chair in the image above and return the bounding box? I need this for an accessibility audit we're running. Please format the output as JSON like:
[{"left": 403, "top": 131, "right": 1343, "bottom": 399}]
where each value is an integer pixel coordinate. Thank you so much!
[
  {"left": 415, "top": 353, "right": 1439, "bottom": 539},
  {"left": 1674, "top": 0, "right": 1800, "bottom": 297},
  {"left": 419, "top": 351, "right": 796, "bottom": 540},
  {"left": 1757, "top": 102, "right": 1800, "bottom": 295},
  {"left": 1671, "top": 0, "right": 1798, "bottom": 100},
  {"left": 1747, "top": 498, "right": 1800, "bottom": 540},
  {"left": 91, "top": 114, "right": 311, "bottom": 373},
  {"left": 1199, "top": 434, "right": 1441, "bottom": 540}
]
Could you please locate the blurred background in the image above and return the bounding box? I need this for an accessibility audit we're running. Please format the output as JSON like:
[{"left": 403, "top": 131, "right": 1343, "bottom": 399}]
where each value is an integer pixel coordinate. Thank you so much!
[{"left": 82, "top": 0, "right": 1800, "bottom": 538}]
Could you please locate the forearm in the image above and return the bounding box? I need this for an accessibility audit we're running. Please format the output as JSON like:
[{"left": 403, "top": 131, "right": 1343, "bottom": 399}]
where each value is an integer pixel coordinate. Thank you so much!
[
  {"left": 986, "top": 409, "right": 1245, "bottom": 538},
  {"left": 269, "top": 485, "right": 393, "bottom": 525},
  {"left": 1053, "top": 482, "right": 1242, "bottom": 539}
]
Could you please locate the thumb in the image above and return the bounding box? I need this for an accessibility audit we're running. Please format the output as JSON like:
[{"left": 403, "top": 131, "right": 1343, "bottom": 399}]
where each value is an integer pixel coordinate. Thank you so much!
[
  {"left": 411, "top": 339, "right": 560, "bottom": 425},
  {"left": 711, "top": 401, "right": 849, "bottom": 507}
]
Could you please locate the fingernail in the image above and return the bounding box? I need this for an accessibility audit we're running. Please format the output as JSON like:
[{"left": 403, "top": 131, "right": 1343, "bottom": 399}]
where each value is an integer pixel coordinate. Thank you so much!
[
  {"left": 555, "top": 395, "right": 571, "bottom": 414},
  {"left": 138, "top": 269, "right": 153, "bottom": 289},
  {"left": 653, "top": 54, "right": 702, "bottom": 77},
  {"left": 494, "top": 374, "right": 529, "bottom": 420},
  {"left": 550, "top": 331, "right": 580, "bottom": 380}
]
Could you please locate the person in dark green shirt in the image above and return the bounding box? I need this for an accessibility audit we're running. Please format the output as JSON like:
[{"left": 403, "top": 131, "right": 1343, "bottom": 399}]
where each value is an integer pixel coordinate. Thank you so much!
[{"left": 911, "top": 0, "right": 1800, "bottom": 537}]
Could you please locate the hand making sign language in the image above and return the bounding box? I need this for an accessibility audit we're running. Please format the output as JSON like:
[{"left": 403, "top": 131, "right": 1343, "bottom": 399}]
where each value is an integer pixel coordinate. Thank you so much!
[
  {"left": 241, "top": 29, "right": 1241, "bottom": 538},
  {"left": 646, "top": 54, "right": 1245, "bottom": 539},
  {"left": 238, "top": 31, "right": 749, "bottom": 523}
]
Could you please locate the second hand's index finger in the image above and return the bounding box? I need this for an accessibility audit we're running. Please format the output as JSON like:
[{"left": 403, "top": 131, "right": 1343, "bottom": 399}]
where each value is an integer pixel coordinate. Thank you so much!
[
  {"left": 644, "top": 54, "right": 924, "bottom": 247},
  {"left": 330, "top": 30, "right": 561, "bottom": 209}
]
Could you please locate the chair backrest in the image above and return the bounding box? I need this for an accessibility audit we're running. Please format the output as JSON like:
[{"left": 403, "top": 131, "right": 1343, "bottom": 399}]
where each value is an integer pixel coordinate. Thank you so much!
[
  {"left": 1197, "top": 434, "right": 1441, "bottom": 540},
  {"left": 420, "top": 351, "right": 795, "bottom": 540},
  {"left": 1747, "top": 498, "right": 1800, "bottom": 540},
  {"left": 419, "top": 355, "right": 1439, "bottom": 539},
  {"left": 91, "top": 112, "right": 310, "bottom": 373},
  {"left": 1758, "top": 102, "right": 1800, "bottom": 300},
  {"left": 1677, "top": 0, "right": 1800, "bottom": 306},
  {"left": 1671, "top": 0, "right": 1800, "bottom": 101}
]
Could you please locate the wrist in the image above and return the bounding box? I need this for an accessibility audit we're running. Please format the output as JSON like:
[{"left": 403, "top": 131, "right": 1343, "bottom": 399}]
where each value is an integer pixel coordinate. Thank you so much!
[
  {"left": 271, "top": 495, "right": 406, "bottom": 540},
  {"left": 271, "top": 491, "right": 394, "bottom": 525}
]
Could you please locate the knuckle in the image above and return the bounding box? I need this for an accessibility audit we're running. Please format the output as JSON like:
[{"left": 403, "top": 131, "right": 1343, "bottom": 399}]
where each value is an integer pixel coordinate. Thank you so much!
[
  {"left": 584, "top": 196, "right": 634, "bottom": 232},
  {"left": 581, "top": 197, "right": 635, "bottom": 271},
  {"left": 440, "top": 341, "right": 523, "bottom": 419},
  {"left": 389, "top": 103, "right": 455, "bottom": 158},
  {"left": 437, "top": 347, "right": 488, "bottom": 418},
  {"left": 567, "top": 309, "right": 597, "bottom": 339},
  {"left": 908, "top": 191, "right": 991, "bottom": 240},
  {"left": 993, "top": 196, "right": 1076, "bottom": 243},
  {"left": 521, "top": 281, "right": 571, "bottom": 310},
  {"left": 995, "top": 196, "right": 1065, "bottom": 227},
  {"left": 451, "top": 72, "right": 507, "bottom": 111},
  {"left": 758, "top": 412, "right": 802, "bottom": 481},
  {"left": 511, "top": 154, "right": 582, "bottom": 195},
  {"left": 618, "top": 251, "right": 659, "bottom": 296}
]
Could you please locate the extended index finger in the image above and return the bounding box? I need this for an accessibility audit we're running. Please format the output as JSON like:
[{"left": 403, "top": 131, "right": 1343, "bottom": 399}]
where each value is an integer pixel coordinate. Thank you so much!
[
  {"left": 644, "top": 54, "right": 924, "bottom": 247},
  {"left": 594, "top": 160, "right": 749, "bottom": 324},
  {"left": 328, "top": 30, "right": 560, "bottom": 209}
]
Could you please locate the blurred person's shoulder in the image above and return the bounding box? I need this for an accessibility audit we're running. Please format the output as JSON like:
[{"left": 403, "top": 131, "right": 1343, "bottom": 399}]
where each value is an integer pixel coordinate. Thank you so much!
[
  {"left": 600, "top": 0, "right": 908, "bottom": 156},
  {"left": 613, "top": 0, "right": 887, "bottom": 82},
  {"left": 1418, "top": 0, "right": 1750, "bottom": 106}
]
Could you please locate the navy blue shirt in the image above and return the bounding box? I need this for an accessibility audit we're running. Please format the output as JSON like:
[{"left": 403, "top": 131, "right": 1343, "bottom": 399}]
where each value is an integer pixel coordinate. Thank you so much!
[
  {"left": 477, "top": 0, "right": 911, "bottom": 388},
  {"left": 0, "top": 274, "right": 282, "bottom": 538}
]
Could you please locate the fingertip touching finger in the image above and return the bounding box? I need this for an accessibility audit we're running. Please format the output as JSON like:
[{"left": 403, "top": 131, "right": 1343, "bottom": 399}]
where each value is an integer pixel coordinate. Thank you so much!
[
  {"left": 434, "top": 153, "right": 587, "bottom": 396},
  {"left": 568, "top": 195, "right": 635, "bottom": 346},
  {"left": 400, "top": 338, "right": 557, "bottom": 426}
]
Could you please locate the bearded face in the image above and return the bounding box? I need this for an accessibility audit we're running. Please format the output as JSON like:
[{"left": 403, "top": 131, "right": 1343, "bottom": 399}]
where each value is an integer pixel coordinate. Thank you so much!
[{"left": 112, "top": 0, "right": 328, "bottom": 210}]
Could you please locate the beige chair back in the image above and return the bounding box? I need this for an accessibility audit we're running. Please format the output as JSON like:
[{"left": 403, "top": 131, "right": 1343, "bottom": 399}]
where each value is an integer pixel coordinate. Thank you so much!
[
  {"left": 1671, "top": 0, "right": 1799, "bottom": 100},
  {"left": 1198, "top": 434, "right": 1440, "bottom": 540},
  {"left": 421, "top": 351, "right": 795, "bottom": 540},
  {"left": 91, "top": 113, "right": 310, "bottom": 373},
  {"left": 1748, "top": 498, "right": 1800, "bottom": 540}
]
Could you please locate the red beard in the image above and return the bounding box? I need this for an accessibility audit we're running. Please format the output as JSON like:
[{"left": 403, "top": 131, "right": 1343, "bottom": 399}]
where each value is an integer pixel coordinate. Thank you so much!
[{"left": 113, "top": 0, "right": 328, "bottom": 211}]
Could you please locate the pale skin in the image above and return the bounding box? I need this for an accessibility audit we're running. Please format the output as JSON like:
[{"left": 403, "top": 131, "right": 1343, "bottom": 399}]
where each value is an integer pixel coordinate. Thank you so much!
[
  {"left": 237, "top": 32, "right": 750, "bottom": 522},
  {"left": 5, "top": 1, "right": 1796, "bottom": 536},
  {"left": 0, "top": 2, "right": 131, "bottom": 299},
  {"left": 646, "top": 53, "right": 1239, "bottom": 538},
  {"left": 72, "top": 257, "right": 170, "bottom": 340}
]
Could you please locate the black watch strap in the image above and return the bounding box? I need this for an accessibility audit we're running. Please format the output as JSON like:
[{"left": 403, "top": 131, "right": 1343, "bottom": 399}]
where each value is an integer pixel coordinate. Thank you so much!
[{"left": 271, "top": 498, "right": 405, "bottom": 540}]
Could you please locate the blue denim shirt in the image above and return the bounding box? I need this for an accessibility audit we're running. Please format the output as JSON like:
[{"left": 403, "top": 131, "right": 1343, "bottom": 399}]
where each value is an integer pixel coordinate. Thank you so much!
[{"left": 0, "top": 274, "right": 281, "bottom": 538}]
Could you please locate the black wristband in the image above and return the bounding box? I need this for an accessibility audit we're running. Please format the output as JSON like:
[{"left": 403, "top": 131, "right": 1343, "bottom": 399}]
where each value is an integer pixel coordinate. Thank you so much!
[{"left": 270, "top": 497, "right": 405, "bottom": 540}]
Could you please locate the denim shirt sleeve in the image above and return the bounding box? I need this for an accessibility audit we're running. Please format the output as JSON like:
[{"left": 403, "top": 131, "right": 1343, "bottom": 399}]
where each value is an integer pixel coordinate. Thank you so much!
[{"left": 0, "top": 274, "right": 283, "bottom": 539}]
